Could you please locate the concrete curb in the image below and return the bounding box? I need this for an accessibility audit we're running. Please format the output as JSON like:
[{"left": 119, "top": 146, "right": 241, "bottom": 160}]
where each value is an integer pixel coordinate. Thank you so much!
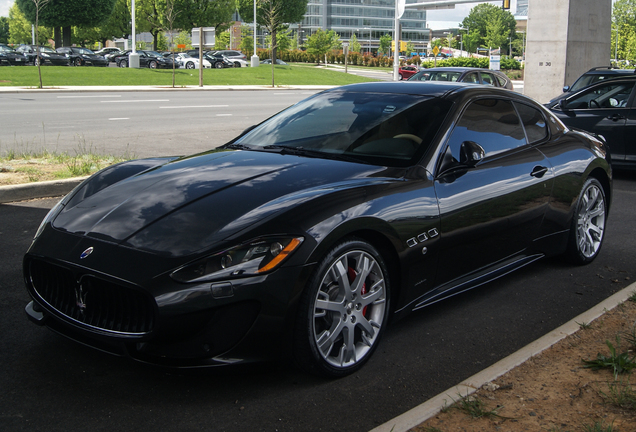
[
  {"left": 0, "top": 176, "right": 87, "bottom": 203},
  {"left": 0, "top": 85, "right": 336, "bottom": 94},
  {"left": 369, "top": 281, "right": 636, "bottom": 432}
]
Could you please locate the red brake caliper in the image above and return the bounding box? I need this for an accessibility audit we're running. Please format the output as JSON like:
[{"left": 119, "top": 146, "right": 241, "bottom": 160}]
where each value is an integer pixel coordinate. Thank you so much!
[{"left": 348, "top": 267, "right": 368, "bottom": 316}]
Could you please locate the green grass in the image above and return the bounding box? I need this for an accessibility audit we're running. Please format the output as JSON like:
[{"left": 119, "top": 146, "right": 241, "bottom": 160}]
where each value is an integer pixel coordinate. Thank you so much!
[{"left": 0, "top": 64, "right": 377, "bottom": 87}]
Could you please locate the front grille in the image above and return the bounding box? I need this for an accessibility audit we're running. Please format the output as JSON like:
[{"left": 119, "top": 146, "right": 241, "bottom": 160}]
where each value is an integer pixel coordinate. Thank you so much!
[{"left": 28, "top": 259, "right": 155, "bottom": 334}]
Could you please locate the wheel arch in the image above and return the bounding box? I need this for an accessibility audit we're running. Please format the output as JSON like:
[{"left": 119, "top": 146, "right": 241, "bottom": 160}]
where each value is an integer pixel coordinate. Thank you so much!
[{"left": 588, "top": 166, "right": 612, "bottom": 216}]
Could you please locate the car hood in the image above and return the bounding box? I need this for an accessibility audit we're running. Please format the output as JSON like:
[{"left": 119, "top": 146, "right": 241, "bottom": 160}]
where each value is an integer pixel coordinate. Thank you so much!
[{"left": 52, "top": 150, "right": 393, "bottom": 256}]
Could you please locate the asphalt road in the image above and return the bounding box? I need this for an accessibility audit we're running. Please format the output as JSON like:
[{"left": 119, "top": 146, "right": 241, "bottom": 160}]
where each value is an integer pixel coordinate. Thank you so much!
[
  {"left": 0, "top": 90, "right": 319, "bottom": 158},
  {"left": 1, "top": 171, "right": 635, "bottom": 432}
]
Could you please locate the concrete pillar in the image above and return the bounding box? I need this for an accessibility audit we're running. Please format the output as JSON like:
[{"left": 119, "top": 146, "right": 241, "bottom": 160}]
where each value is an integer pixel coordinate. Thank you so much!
[{"left": 524, "top": 0, "right": 611, "bottom": 104}]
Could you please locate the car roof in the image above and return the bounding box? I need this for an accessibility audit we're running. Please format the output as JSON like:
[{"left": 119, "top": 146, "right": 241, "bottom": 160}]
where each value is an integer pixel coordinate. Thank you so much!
[
  {"left": 327, "top": 81, "right": 513, "bottom": 99},
  {"left": 582, "top": 66, "right": 635, "bottom": 75}
]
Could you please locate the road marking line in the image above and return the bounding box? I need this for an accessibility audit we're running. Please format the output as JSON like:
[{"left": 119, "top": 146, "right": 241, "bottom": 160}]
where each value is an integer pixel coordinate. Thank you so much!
[
  {"left": 101, "top": 100, "right": 170, "bottom": 103},
  {"left": 57, "top": 95, "right": 121, "bottom": 98},
  {"left": 109, "top": 118, "right": 130, "bottom": 120},
  {"left": 159, "top": 105, "right": 229, "bottom": 109},
  {"left": 216, "top": 114, "right": 232, "bottom": 116}
]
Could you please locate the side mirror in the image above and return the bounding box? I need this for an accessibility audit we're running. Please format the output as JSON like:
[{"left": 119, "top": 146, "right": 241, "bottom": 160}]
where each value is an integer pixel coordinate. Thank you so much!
[
  {"left": 558, "top": 98, "right": 569, "bottom": 111},
  {"left": 562, "top": 85, "right": 570, "bottom": 93},
  {"left": 459, "top": 141, "right": 485, "bottom": 167}
]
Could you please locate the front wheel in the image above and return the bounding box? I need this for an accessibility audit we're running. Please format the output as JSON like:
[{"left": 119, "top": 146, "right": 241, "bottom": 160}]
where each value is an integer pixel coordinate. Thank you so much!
[
  {"left": 186, "top": 61, "right": 195, "bottom": 69},
  {"left": 293, "top": 238, "right": 390, "bottom": 377},
  {"left": 74, "top": 58, "right": 82, "bottom": 66},
  {"left": 118, "top": 59, "right": 128, "bottom": 68},
  {"left": 148, "top": 60, "right": 157, "bottom": 69},
  {"left": 398, "top": 73, "right": 403, "bottom": 80},
  {"left": 564, "top": 178, "right": 607, "bottom": 264}
]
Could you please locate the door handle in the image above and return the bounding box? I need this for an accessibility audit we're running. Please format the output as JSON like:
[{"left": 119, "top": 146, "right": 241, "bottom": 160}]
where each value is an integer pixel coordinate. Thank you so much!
[
  {"left": 607, "top": 114, "right": 626, "bottom": 121},
  {"left": 531, "top": 166, "right": 548, "bottom": 178}
]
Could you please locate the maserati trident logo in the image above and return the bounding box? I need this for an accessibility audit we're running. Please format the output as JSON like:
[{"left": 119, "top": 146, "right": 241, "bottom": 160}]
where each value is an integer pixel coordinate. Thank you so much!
[
  {"left": 75, "top": 284, "right": 88, "bottom": 314},
  {"left": 80, "top": 247, "right": 94, "bottom": 259}
]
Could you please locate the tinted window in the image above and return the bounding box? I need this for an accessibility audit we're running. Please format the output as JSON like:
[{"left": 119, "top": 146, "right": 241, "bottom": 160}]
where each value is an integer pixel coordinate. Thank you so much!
[
  {"left": 514, "top": 102, "right": 548, "bottom": 144},
  {"left": 447, "top": 98, "right": 525, "bottom": 159},
  {"left": 481, "top": 72, "right": 495, "bottom": 86},
  {"left": 236, "top": 91, "right": 453, "bottom": 166},
  {"left": 562, "top": 81, "right": 635, "bottom": 110},
  {"left": 462, "top": 72, "right": 479, "bottom": 83}
]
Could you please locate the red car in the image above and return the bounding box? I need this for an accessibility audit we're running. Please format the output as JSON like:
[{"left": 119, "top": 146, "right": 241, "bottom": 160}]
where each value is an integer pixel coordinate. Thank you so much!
[{"left": 398, "top": 65, "right": 421, "bottom": 80}]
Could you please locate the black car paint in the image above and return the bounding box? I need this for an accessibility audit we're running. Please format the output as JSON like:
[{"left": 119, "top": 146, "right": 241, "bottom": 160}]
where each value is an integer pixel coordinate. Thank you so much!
[
  {"left": 55, "top": 47, "right": 108, "bottom": 67},
  {"left": 114, "top": 50, "right": 176, "bottom": 69},
  {"left": 14, "top": 45, "right": 70, "bottom": 66},
  {"left": 0, "top": 43, "right": 27, "bottom": 66},
  {"left": 24, "top": 82, "right": 612, "bottom": 370}
]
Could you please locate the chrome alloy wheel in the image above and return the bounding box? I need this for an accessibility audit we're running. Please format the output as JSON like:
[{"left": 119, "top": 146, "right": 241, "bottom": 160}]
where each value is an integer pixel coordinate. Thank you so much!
[
  {"left": 311, "top": 250, "right": 387, "bottom": 368},
  {"left": 576, "top": 182, "right": 606, "bottom": 259}
]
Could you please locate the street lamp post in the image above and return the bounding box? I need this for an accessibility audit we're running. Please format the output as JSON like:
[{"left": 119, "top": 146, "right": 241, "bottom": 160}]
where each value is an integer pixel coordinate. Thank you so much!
[{"left": 251, "top": 0, "right": 259, "bottom": 67}]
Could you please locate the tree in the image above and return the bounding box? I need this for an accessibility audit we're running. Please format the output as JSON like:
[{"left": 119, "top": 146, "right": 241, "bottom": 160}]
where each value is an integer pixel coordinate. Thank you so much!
[
  {"left": 0, "top": 17, "right": 9, "bottom": 44},
  {"left": 484, "top": 14, "right": 509, "bottom": 49},
  {"left": 612, "top": 0, "right": 636, "bottom": 60},
  {"left": 349, "top": 33, "right": 361, "bottom": 53},
  {"left": 239, "top": 25, "right": 254, "bottom": 57},
  {"left": 8, "top": 3, "right": 51, "bottom": 45},
  {"left": 29, "top": 0, "right": 52, "bottom": 89},
  {"left": 379, "top": 33, "right": 391, "bottom": 55},
  {"left": 306, "top": 29, "right": 339, "bottom": 64},
  {"left": 237, "top": 0, "right": 307, "bottom": 64},
  {"left": 173, "top": 0, "right": 236, "bottom": 34},
  {"left": 16, "top": 0, "right": 117, "bottom": 46},
  {"left": 460, "top": 3, "right": 516, "bottom": 52}
]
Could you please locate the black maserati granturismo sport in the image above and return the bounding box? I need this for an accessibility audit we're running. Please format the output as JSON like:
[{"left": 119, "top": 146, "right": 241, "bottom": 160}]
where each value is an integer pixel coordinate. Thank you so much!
[{"left": 24, "top": 82, "right": 612, "bottom": 377}]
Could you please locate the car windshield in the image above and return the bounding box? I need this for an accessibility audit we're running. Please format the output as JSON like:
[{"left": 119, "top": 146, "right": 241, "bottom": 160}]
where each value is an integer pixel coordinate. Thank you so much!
[
  {"left": 146, "top": 51, "right": 162, "bottom": 57},
  {"left": 409, "top": 71, "right": 463, "bottom": 82},
  {"left": 76, "top": 48, "right": 94, "bottom": 55},
  {"left": 40, "top": 47, "right": 55, "bottom": 53},
  {"left": 570, "top": 73, "right": 626, "bottom": 92},
  {"left": 0, "top": 45, "right": 14, "bottom": 53},
  {"left": 234, "top": 91, "right": 452, "bottom": 166}
]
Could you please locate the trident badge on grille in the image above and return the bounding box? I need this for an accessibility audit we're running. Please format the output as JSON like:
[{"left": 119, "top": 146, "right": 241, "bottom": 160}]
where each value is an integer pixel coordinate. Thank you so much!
[{"left": 75, "top": 284, "right": 88, "bottom": 313}]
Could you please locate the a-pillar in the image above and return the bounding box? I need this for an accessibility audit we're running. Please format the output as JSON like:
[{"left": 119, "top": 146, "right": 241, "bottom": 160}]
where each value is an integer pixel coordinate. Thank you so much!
[{"left": 524, "top": 0, "right": 611, "bottom": 104}]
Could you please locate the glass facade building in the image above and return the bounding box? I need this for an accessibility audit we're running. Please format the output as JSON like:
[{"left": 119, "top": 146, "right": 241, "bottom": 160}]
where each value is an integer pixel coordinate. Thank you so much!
[{"left": 298, "top": 0, "right": 428, "bottom": 53}]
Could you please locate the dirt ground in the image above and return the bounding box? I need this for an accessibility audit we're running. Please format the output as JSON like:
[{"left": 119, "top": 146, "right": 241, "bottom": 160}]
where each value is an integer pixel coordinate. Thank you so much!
[{"left": 412, "top": 299, "right": 636, "bottom": 432}]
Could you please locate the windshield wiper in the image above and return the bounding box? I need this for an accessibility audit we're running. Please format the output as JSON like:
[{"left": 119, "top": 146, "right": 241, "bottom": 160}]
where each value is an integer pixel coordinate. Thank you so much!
[
  {"left": 262, "top": 145, "right": 366, "bottom": 163},
  {"left": 224, "top": 143, "right": 253, "bottom": 150}
]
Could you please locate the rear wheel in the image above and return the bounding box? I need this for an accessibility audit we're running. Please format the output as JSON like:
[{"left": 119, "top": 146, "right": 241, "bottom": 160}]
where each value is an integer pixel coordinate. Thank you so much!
[
  {"left": 118, "top": 59, "right": 128, "bottom": 68},
  {"left": 149, "top": 60, "right": 157, "bottom": 69},
  {"left": 398, "top": 73, "right": 403, "bottom": 80},
  {"left": 293, "top": 238, "right": 390, "bottom": 377},
  {"left": 74, "top": 58, "right": 82, "bottom": 66},
  {"left": 564, "top": 178, "right": 607, "bottom": 264},
  {"left": 215, "top": 61, "right": 224, "bottom": 69},
  {"left": 186, "top": 61, "right": 195, "bottom": 69}
]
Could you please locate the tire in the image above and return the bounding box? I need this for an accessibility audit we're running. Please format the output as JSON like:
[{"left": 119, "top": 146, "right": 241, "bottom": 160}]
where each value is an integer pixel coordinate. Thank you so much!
[
  {"left": 186, "top": 61, "right": 195, "bottom": 69},
  {"left": 293, "top": 238, "right": 390, "bottom": 377},
  {"left": 234, "top": 61, "right": 241, "bottom": 68},
  {"left": 74, "top": 58, "right": 82, "bottom": 66},
  {"left": 398, "top": 73, "right": 403, "bottom": 80},
  {"left": 564, "top": 178, "right": 607, "bottom": 264},
  {"left": 34, "top": 57, "right": 41, "bottom": 67},
  {"left": 118, "top": 59, "right": 128, "bottom": 68},
  {"left": 149, "top": 60, "right": 157, "bottom": 69},
  {"left": 215, "top": 62, "right": 224, "bottom": 69}
]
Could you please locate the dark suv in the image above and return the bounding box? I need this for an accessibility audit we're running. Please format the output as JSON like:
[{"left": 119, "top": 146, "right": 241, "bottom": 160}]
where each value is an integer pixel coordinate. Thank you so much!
[
  {"left": 547, "top": 66, "right": 636, "bottom": 105},
  {"left": 547, "top": 76, "right": 636, "bottom": 169}
]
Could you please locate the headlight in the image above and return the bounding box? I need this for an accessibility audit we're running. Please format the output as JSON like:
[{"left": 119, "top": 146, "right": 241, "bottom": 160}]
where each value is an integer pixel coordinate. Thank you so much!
[
  {"left": 171, "top": 236, "right": 304, "bottom": 283},
  {"left": 42, "top": 53, "right": 50, "bottom": 57}
]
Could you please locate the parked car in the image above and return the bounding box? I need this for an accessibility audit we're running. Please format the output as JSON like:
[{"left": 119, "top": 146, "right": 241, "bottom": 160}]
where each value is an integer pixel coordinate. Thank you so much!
[
  {"left": 260, "top": 58, "right": 288, "bottom": 65},
  {"left": 546, "top": 76, "right": 636, "bottom": 169},
  {"left": 408, "top": 67, "right": 513, "bottom": 90},
  {"left": 175, "top": 52, "right": 212, "bottom": 69},
  {"left": 210, "top": 49, "right": 247, "bottom": 65},
  {"left": 93, "top": 47, "right": 121, "bottom": 58},
  {"left": 398, "top": 65, "right": 420, "bottom": 80},
  {"left": 547, "top": 66, "right": 636, "bottom": 106},
  {"left": 202, "top": 52, "right": 233, "bottom": 69},
  {"left": 114, "top": 50, "right": 176, "bottom": 69},
  {"left": 24, "top": 82, "right": 611, "bottom": 378},
  {"left": 14, "top": 45, "right": 70, "bottom": 66},
  {"left": 0, "top": 43, "right": 27, "bottom": 66},
  {"left": 55, "top": 47, "right": 108, "bottom": 67}
]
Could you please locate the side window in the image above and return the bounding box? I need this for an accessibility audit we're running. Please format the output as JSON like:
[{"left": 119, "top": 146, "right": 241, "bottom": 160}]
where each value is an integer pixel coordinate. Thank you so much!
[
  {"left": 447, "top": 98, "right": 526, "bottom": 159},
  {"left": 562, "top": 82, "right": 635, "bottom": 109},
  {"left": 495, "top": 75, "right": 508, "bottom": 87},
  {"left": 480, "top": 73, "right": 495, "bottom": 86},
  {"left": 463, "top": 72, "right": 479, "bottom": 84},
  {"left": 514, "top": 102, "right": 548, "bottom": 144}
]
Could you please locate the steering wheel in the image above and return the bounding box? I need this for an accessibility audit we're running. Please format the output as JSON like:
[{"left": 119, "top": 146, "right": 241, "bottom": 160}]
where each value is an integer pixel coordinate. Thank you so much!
[
  {"left": 394, "top": 134, "right": 422, "bottom": 145},
  {"left": 589, "top": 99, "right": 600, "bottom": 108}
]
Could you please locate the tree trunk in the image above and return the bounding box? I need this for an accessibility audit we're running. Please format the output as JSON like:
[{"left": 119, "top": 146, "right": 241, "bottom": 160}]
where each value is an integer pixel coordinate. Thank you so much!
[
  {"left": 270, "top": 29, "right": 277, "bottom": 87},
  {"left": 54, "top": 27, "right": 62, "bottom": 48},
  {"left": 63, "top": 26, "right": 71, "bottom": 47}
]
